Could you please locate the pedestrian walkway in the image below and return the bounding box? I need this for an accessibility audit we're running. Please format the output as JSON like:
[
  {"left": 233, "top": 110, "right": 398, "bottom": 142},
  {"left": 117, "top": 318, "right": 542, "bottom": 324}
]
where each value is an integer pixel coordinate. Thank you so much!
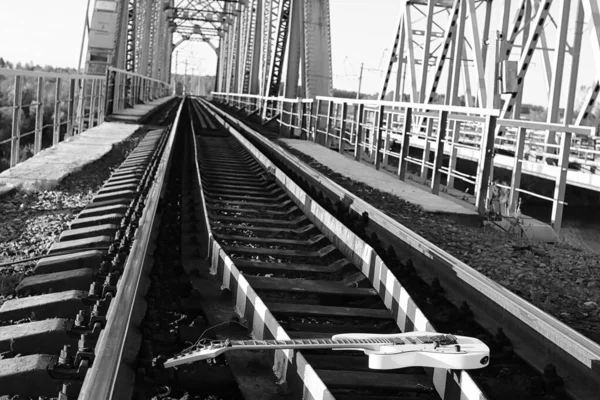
[
  {"left": 278, "top": 139, "right": 563, "bottom": 242},
  {"left": 278, "top": 139, "right": 478, "bottom": 216},
  {"left": 0, "top": 97, "right": 177, "bottom": 196},
  {"left": 105, "top": 96, "right": 176, "bottom": 124}
]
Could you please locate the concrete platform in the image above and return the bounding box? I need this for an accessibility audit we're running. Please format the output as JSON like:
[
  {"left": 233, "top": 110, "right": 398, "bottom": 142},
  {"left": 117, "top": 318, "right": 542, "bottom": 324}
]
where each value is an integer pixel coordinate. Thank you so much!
[
  {"left": 0, "top": 96, "right": 176, "bottom": 195},
  {"left": 105, "top": 96, "right": 176, "bottom": 124},
  {"left": 0, "top": 122, "right": 141, "bottom": 192},
  {"left": 279, "top": 139, "right": 478, "bottom": 216}
]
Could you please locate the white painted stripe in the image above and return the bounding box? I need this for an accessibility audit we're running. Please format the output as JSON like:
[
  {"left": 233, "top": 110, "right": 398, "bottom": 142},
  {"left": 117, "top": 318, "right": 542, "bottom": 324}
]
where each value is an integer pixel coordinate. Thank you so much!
[
  {"left": 297, "top": 353, "right": 333, "bottom": 400},
  {"left": 275, "top": 167, "right": 286, "bottom": 182},
  {"left": 273, "top": 325, "right": 293, "bottom": 382},
  {"left": 360, "top": 244, "right": 372, "bottom": 276},
  {"left": 432, "top": 368, "right": 448, "bottom": 398},
  {"left": 458, "top": 370, "right": 487, "bottom": 400},
  {"left": 236, "top": 275, "right": 249, "bottom": 318},
  {"left": 210, "top": 240, "right": 220, "bottom": 275},
  {"left": 252, "top": 296, "right": 268, "bottom": 340},
  {"left": 372, "top": 257, "right": 382, "bottom": 294},
  {"left": 384, "top": 266, "right": 395, "bottom": 309},
  {"left": 221, "top": 254, "right": 231, "bottom": 290},
  {"left": 397, "top": 288, "right": 410, "bottom": 331},
  {"left": 413, "top": 307, "right": 430, "bottom": 331}
]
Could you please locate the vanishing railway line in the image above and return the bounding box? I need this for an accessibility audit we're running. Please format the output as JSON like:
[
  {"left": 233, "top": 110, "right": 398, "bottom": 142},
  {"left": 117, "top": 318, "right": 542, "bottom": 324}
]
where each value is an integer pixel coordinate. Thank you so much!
[{"left": 0, "top": 97, "right": 597, "bottom": 399}]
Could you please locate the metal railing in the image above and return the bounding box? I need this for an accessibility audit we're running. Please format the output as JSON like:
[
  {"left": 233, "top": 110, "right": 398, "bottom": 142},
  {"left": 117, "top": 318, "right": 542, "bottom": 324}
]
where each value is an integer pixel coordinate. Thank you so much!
[
  {"left": 0, "top": 67, "right": 173, "bottom": 172},
  {"left": 0, "top": 68, "right": 106, "bottom": 168},
  {"left": 213, "top": 92, "right": 600, "bottom": 234},
  {"left": 105, "top": 67, "right": 173, "bottom": 115}
]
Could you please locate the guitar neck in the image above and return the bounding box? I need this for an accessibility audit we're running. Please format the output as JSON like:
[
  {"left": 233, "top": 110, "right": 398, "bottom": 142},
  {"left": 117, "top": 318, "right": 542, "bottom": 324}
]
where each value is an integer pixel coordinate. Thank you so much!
[
  {"left": 226, "top": 333, "right": 457, "bottom": 352},
  {"left": 227, "top": 337, "right": 394, "bottom": 352}
]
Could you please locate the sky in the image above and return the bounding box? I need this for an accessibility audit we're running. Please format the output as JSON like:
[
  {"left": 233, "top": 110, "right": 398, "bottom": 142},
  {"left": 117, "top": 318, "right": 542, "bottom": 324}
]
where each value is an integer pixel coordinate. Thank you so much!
[{"left": 1, "top": 0, "right": 598, "bottom": 107}]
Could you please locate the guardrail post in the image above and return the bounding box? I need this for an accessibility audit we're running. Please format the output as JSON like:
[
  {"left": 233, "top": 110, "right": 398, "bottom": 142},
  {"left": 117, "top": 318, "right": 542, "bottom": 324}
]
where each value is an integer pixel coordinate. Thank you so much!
[
  {"left": 66, "top": 79, "right": 76, "bottom": 138},
  {"left": 324, "top": 101, "right": 333, "bottom": 147},
  {"left": 447, "top": 121, "right": 462, "bottom": 189},
  {"left": 89, "top": 79, "right": 97, "bottom": 128},
  {"left": 312, "top": 99, "right": 321, "bottom": 142},
  {"left": 98, "top": 79, "right": 106, "bottom": 123},
  {"left": 338, "top": 101, "right": 348, "bottom": 153},
  {"left": 77, "top": 80, "right": 86, "bottom": 135},
  {"left": 383, "top": 111, "right": 393, "bottom": 167},
  {"left": 53, "top": 77, "right": 61, "bottom": 146},
  {"left": 34, "top": 77, "right": 44, "bottom": 155},
  {"left": 398, "top": 107, "right": 412, "bottom": 180},
  {"left": 354, "top": 103, "right": 365, "bottom": 161},
  {"left": 374, "top": 105, "right": 385, "bottom": 169},
  {"left": 431, "top": 110, "right": 448, "bottom": 194},
  {"left": 105, "top": 69, "right": 115, "bottom": 117},
  {"left": 421, "top": 118, "right": 434, "bottom": 179},
  {"left": 298, "top": 98, "right": 305, "bottom": 139},
  {"left": 551, "top": 131, "right": 571, "bottom": 234},
  {"left": 509, "top": 127, "right": 526, "bottom": 215},
  {"left": 475, "top": 115, "right": 497, "bottom": 215},
  {"left": 10, "top": 75, "right": 23, "bottom": 167}
]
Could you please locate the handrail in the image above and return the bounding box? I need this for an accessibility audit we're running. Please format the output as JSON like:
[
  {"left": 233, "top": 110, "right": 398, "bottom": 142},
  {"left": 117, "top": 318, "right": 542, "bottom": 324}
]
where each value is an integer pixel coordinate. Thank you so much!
[
  {"left": 0, "top": 68, "right": 107, "bottom": 170},
  {"left": 315, "top": 95, "right": 501, "bottom": 116},
  {"left": 212, "top": 91, "right": 600, "bottom": 235},
  {"left": 107, "top": 66, "right": 171, "bottom": 85},
  {"left": 0, "top": 67, "right": 105, "bottom": 80},
  {"left": 498, "top": 117, "right": 596, "bottom": 136},
  {"left": 105, "top": 68, "right": 173, "bottom": 115}
]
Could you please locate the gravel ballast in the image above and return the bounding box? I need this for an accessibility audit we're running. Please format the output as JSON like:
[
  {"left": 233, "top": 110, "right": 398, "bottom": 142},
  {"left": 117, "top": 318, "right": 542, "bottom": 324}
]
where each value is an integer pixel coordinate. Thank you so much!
[
  {"left": 0, "top": 130, "right": 148, "bottom": 305},
  {"left": 278, "top": 141, "right": 600, "bottom": 344}
]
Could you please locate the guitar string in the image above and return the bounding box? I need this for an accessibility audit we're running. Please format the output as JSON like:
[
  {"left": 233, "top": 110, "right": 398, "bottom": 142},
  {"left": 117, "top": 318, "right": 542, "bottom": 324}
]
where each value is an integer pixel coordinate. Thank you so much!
[{"left": 176, "top": 320, "right": 249, "bottom": 357}]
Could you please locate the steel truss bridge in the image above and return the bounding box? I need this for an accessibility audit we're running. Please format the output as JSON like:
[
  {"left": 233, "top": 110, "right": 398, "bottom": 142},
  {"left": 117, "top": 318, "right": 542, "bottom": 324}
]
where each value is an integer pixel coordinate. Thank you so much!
[{"left": 5, "top": 0, "right": 600, "bottom": 235}]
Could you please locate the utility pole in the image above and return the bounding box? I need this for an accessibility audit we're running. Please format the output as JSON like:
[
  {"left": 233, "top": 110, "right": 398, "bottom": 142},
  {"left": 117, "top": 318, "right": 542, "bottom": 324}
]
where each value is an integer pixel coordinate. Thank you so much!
[
  {"left": 356, "top": 63, "right": 364, "bottom": 99},
  {"left": 174, "top": 51, "right": 179, "bottom": 93}
]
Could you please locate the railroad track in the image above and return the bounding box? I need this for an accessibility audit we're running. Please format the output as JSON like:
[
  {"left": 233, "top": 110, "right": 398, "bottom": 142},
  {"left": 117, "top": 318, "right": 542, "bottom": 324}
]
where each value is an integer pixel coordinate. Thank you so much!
[
  {"left": 1, "top": 96, "right": 596, "bottom": 400},
  {"left": 170, "top": 97, "right": 578, "bottom": 400},
  {"left": 0, "top": 100, "right": 181, "bottom": 399},
  {"left": 204, "top": 97, "right": 600, "bottom": 400}
]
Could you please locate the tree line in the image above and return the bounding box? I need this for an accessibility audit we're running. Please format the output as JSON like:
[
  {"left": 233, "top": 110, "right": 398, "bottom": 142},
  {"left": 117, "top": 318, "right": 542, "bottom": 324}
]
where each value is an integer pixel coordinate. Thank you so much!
[{"left": 0, "top": 58, "right": 79, "bottom": 172}]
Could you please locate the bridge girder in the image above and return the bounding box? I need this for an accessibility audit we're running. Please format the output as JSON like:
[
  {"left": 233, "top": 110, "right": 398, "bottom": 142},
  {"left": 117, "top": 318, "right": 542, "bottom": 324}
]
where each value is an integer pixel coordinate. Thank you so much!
[{"left": 380, "top": 0, "right": 600, "bottom": 129}]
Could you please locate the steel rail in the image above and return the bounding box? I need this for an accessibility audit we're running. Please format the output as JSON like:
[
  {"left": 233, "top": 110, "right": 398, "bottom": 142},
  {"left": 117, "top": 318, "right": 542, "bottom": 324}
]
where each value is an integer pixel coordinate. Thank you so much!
[
  {"left": 77, "top": 99, "right": 185, "bottom": 400},
  {"left": 203, "top": 98, "right": 600, "bottom": 400}
]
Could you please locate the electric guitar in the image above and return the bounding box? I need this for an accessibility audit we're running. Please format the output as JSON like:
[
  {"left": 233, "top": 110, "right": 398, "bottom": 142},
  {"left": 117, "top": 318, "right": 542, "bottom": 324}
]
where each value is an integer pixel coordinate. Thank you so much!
[{"left": 164, "top": 331, "right": 490, "bottom": 370}]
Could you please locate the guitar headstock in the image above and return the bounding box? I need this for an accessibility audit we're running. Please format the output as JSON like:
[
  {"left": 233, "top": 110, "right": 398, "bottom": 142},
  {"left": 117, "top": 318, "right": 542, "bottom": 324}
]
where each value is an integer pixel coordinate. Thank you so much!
[{"left": 164, "top": 339, "right": 230, "bottom": 368}]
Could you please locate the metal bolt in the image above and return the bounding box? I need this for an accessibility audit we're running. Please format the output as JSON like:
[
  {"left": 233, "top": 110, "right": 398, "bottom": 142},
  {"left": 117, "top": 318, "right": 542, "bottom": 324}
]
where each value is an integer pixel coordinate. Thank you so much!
[
  {"left": 78, "top": 334, "right": 91, "bottom": 353},
  {"left": 99, "top": 261, "right": 111, "bottom": 275},
  {"left": 92, "top": 299, "right": 109, "bottom": 318},
  {"left": 88, "top": 282, "right": 102, "bottom": 297},
  {"left": 58, "top": 345, "right": 72, "bottom": 366},
  {"left": 74, "top": 310, "right": 88, "bottom": 327}
]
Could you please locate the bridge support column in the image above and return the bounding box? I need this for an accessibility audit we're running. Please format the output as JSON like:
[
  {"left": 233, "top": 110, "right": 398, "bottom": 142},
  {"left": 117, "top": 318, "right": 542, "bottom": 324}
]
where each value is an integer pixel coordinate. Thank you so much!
[
  {"left": 476, "top": 115, "right": 497, "bottom": 215},
  {"left": 354, "top": 103, "right": 365, "bottom": 161},
  {"left": 431, "top": 111, "right": 448, "bottom": 195},
  {"left": 397, "top": 107, "right": 412, "bottom": 181},
  {"left": 551, "top": 132, "right": 572, "bottom": 235},
  {"left": 509, "top": 127, "right": 526, "bottom": 216}
]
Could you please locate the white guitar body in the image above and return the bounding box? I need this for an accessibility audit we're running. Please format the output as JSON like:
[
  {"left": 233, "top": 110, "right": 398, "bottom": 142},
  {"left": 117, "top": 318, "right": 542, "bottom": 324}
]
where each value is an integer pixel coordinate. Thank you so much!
[
  {"left": 332, "top": 332, "right": 489, "bottom": 370},
  {"left": 165, "top": 331, "right": 490, "bottom": 370}
]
